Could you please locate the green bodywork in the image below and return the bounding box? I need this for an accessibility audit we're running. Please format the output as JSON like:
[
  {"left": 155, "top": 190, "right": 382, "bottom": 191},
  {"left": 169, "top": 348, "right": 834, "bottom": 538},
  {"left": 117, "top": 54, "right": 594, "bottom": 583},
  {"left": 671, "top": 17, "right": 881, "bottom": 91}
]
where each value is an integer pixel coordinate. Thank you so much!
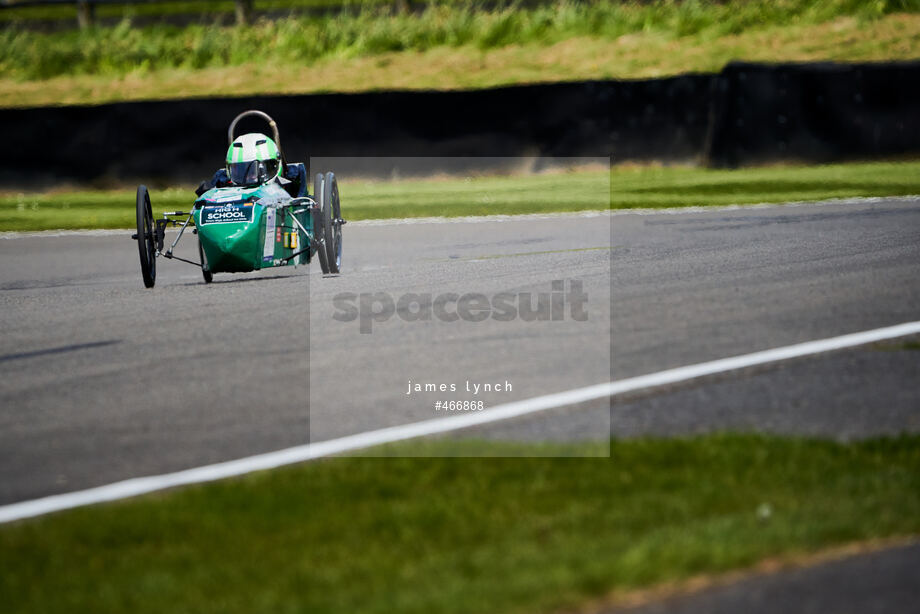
[{"left": 193, "top": 182, "right": 312, "bottom": 273}]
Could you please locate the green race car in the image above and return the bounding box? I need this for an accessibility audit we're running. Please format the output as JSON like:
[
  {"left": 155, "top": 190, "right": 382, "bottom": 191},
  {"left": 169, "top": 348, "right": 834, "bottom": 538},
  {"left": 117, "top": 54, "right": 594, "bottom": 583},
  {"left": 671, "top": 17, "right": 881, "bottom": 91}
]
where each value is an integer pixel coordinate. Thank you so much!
[{"left": 132, "top": 110, "right": 344, "bottom": 287}]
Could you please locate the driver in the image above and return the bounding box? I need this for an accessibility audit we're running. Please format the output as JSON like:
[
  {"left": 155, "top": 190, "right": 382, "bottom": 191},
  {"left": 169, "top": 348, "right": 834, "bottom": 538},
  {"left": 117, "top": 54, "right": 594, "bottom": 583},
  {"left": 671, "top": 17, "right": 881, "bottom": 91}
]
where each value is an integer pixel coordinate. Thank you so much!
[{"left": 195, "top": 132, "right": 282, "bottom": 195}]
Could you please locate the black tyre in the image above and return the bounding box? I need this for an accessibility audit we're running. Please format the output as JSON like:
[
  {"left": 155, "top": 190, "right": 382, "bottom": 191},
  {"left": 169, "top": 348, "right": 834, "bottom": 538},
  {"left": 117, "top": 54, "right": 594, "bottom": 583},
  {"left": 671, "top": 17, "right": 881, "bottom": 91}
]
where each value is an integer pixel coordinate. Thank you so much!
[
  {"left": 136, "top": 185, "right": 156, "bottom": 288},
  {"left": 312, "top": 173, "right": 330, "bottom": 275},
  {"left": 198, "top": 238, "right": 213, "bottom": 284},
  {"left": 323, "top": 172, "right": 342, "bottom": 274}
]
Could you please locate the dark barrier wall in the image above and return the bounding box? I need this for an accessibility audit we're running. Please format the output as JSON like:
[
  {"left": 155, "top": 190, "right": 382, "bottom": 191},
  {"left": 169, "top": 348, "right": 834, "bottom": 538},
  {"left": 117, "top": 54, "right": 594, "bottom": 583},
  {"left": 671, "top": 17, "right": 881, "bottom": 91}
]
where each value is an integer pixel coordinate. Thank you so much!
[
  {"left": 1, "top": 61, "right": 918, "bottom": 187},
  {"left": 0, "top": 77, "right": 711, "bottom": 187},
  {"left": 706, "top": 61, "right": 920, "bottom": 167}
]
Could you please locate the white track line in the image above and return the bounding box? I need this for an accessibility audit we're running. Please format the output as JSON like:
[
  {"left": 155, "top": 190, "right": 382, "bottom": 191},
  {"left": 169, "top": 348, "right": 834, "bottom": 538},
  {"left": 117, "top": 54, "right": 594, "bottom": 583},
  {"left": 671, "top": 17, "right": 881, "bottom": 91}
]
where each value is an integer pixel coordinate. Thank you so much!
[{"left": 2, "top": 320, "right": 919, "bottom": 524}]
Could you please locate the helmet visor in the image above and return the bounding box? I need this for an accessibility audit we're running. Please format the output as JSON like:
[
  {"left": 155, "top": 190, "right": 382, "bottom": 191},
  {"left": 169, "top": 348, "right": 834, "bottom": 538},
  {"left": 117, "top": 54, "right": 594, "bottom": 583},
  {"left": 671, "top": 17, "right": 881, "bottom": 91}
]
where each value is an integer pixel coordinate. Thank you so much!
[{"left": 228, "top": 159, "right": 279, "bottom": 186}]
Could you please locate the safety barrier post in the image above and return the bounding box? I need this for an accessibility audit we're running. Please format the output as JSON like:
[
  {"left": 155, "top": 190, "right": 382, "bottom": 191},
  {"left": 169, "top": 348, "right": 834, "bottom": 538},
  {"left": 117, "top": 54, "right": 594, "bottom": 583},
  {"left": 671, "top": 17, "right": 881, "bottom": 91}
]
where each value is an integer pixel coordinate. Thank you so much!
[
  {"left": 234, "top": 0, "right": 252, "bottom": 25},
  {"left": 76, "top": 0, "right": 94, "bottom": 28}
]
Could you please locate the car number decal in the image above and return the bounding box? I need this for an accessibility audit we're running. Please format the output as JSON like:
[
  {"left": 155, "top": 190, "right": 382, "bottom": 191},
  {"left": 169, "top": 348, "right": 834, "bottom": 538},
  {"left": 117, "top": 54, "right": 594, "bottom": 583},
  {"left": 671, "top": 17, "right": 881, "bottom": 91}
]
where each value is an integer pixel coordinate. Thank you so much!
[{"left": 201, "top": 204, "right": 254, "bottom": 225}]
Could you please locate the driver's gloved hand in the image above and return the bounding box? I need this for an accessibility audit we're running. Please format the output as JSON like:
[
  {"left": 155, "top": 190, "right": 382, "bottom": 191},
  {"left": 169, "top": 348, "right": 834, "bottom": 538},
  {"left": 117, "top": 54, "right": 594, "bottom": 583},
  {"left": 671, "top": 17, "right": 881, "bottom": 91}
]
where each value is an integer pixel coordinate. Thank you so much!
[
  {"left": 195, "top": 169, "right": 232, "bottom": 196},
  {"left": 214, "top": 168, "right": 230, "bottom": 187}
]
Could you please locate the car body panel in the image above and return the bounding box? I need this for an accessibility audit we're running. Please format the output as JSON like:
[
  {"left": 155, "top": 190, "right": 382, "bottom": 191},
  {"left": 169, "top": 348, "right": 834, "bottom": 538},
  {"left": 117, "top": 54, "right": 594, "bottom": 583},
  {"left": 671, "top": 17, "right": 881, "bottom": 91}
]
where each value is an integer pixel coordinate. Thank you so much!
[{"left": 193, "top": 182, "right": 312, "bottom": 273}]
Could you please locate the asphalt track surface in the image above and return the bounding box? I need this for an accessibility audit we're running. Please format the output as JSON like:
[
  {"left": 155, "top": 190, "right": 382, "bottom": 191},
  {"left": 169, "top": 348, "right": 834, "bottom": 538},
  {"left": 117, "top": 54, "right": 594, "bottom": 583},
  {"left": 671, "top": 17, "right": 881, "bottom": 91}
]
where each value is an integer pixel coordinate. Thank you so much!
[
  {"left": 611, "top": 541, "right": 920, "bottom": 614},
  {"left": 1, "top": 198, "right": 919, "bottom": 507}
]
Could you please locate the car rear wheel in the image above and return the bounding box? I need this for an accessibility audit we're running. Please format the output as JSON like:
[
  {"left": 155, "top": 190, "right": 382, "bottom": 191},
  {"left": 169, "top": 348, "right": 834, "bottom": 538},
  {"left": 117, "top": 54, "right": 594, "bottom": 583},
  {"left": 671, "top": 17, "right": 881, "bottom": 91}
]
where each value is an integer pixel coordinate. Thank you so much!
[
  {"left": 324, "top": 172, "right": 342, "bottom": 274},
  {"left": 313, "top": 173, "right": 330, "bottom": 275},
  {"left": 136, "top": 185, "right": 156, "bottom": 288}
]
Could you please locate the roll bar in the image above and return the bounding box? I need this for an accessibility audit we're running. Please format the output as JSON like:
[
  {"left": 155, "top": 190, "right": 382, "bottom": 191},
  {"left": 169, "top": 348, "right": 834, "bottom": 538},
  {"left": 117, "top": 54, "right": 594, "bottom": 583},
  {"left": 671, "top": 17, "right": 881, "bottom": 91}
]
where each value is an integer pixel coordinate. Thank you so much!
[{"left": 228, "top": 110, "right": 286, "bottom": 167}]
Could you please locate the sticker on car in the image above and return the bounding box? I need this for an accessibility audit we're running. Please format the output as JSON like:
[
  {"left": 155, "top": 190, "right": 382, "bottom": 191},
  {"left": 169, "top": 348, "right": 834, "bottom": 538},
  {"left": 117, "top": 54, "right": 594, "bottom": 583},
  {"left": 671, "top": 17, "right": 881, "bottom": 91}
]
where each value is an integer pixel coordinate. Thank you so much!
[
  {"left": 263, "top": 207, "right": 276, "bottom": 263},
  {"left": 201, "top": 204, "right": 254, "bottom": 225}
]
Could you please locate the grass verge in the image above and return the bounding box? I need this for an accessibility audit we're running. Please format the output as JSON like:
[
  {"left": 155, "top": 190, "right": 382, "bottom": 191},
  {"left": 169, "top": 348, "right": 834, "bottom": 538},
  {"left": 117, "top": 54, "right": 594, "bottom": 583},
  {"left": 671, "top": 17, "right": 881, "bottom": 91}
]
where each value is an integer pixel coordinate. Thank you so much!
[
  {"left": 1, "top": 434, "right": 919, "bottom": 613},
  {"left": 2, "top": 3, "right": 920, "bottom": 107},
  {"left": 3, "top": 160, "right": 920, "bottom": 232},
  {"left": 0, "top": 0, "right": 375, "bottom": 23}
]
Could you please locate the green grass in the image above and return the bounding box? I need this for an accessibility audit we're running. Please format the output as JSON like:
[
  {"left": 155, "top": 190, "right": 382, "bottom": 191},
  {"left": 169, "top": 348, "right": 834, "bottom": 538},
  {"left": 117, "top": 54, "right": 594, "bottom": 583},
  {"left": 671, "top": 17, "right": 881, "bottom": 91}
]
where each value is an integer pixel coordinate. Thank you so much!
[
  {"left": 4, "top": 3, "right": 920, "bottom": 107},
  {"left": 608, "top": 160, "right": 920, "bottom": 208},
  {"left": 1, "top": 434, "right": 919, "bottom": 614},
  {"left": 3, "top": 160, "right": 920, "bottom": 232},
  {"left": 0, "top": 0, "right": 416, "bottom": 23},
  {"left": 3, "top": 0, "right": 917, "bottom": 26},
  {"left": 2, "top": 0, "right": 918, "bottom": 82}
]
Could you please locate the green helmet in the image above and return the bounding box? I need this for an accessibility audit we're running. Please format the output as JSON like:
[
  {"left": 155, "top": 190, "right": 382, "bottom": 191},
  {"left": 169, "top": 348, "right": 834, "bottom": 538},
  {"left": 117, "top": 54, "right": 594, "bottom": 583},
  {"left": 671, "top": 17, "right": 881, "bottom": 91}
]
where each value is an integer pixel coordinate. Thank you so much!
[{"left": 226, "top": 132, "right": 281, "bottom": 186}]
